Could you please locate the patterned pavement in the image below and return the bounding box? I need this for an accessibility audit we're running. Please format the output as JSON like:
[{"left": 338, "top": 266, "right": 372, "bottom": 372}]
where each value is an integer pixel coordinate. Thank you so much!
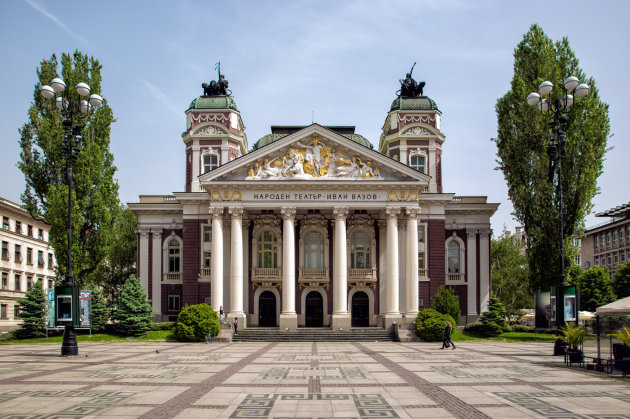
[{"left": 0, "top": 340, "right": 628, "bottom": 418}]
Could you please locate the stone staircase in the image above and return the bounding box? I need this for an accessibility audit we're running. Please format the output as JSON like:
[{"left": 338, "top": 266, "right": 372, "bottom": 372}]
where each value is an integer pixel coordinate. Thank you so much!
[{"left": 231, "top": 327, "right": 397, "bottom": 342}]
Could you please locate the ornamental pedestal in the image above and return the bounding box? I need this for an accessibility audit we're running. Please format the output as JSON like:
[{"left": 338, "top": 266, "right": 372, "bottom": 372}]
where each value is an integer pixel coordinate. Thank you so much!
[{"left": 331, "top": 313, "right": 351, "bottom": 331}]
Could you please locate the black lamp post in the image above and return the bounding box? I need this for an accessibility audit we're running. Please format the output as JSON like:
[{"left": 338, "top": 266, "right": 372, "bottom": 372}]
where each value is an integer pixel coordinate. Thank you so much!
[
  {"left": 526, "top": 76, "right": 589, "bottom": 331},
  {"left": 40, "top": 78, "right": 102, "bottom": 356}
]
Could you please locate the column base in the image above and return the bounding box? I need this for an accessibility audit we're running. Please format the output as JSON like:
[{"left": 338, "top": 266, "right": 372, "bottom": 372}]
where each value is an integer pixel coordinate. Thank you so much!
[
  {"left": 403, "top": 312, "right": 418, "bottom": 328},
  {"left": 466, "top": 313, "right": 479, "bottom": 324},
  {"left": 383, "top": 313, "right": 403, "bottom": 331},
  {"left": 331, "top": 313, "right": 351, "bottom": 331},
  {"left": 279, "top": 313, "right": 298, "bottom": 331},
  {"left": 227, "top": 312, "right": 247, "bottom": 329}
]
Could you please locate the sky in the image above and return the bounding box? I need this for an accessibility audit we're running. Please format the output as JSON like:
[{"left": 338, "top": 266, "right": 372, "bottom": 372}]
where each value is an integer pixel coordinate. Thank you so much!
[{"left": 1, "top": 0, "right": 628, "bottom": 236}]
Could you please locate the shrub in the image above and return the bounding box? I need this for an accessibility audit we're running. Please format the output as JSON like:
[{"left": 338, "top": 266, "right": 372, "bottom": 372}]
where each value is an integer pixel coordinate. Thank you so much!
[
  {"left": 510, "top": 325, "right": 534, "bottom": 333},
  {"left": 174, "top": 304, "right": 220, "bottom": 342},
  {"left": 479, "top": 295, "right": 509, "bottom": 337},
  {"left": 431, "top": 285, "right": 461, "bottom": 324},
  {"left": 415, "top": 308, "right": 456, "bottom": 342},
  {"left": 463, "top": 321, "right": 494, "bottom": 335},
  {"left": 111, "top": 275, "right": 153, "bottom": 336},
  {"left": 151, "top": 321, "right": 176, "bottom": 331}
]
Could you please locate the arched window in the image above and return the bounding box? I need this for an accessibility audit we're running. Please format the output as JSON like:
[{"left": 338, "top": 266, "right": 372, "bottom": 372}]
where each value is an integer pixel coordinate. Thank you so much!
[
  {"left": 304, "top": 231, "right": 324, "bottom": 268},
  {"left": 410, "top": 154, "right": 426, "bottom": 173},
  {"left": 447, "top": 241, "right": 460, "bottom": 273},
  {"left": 258, "top": 230, "right": 278, "bottom": 268},
  {"left": 168, "top": 240, "right": 180, "bottom": 272},
  {"left": 351, "top": 231, "right": 371, "bottom": 269}
]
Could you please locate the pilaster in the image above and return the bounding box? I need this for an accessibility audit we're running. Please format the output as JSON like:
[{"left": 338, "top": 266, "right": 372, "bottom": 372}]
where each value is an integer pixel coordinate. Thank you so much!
[
  {"left": 332, "top": 207, "right": 351, "bottom": 330},
  {"left": 384, "top": 207, "right": 402, "bottom": 329},
  {"left": 151, "top": 228, "right": 163, "bottom": 317},
  {"left": 280, "top": 207, "right": 298, "bottom": 330},
  {"left": 466, "top": 229, "right": 478, "bottom": 321},
  {"left": 137, "top": 228, "right": 150, "bottom": 294},
  {"left": 405, "top": 208, "right": 420, "bottom": 324},
  {"left": 228, "top": 207, "right": 245, "bottom": 325}
]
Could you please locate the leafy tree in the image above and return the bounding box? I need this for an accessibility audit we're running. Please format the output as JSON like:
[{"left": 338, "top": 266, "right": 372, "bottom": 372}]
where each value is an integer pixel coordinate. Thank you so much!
[
  {"left": 491, "top": 230, "right": 532, "bottom": 318},
  {"left": 493, "top": 24, "right": 610, "bottom": 291},
  {"left": 571, "top": 266, "right": 616, "bottom": 312},
  {"left": 86, "top": 284, "right": 108, "bottom": 333},
  {"left": 87, "top": 205, "right": 137, "bottom": 307},
  {"left": 15, "top": 280, "right": 46, "bottom": 339},
  {"left": 174, "top": 304, "right": 220, "bottom": 342},
  {"left": 431, "top": 285, "right": 461, "bottom": 324},
  {"left": 18, "top": 51, "right": 118, "bottom": 287},
  {"left": 613, "top": 262, "right": 630, "bottom": 299},
  {"left": 479, "top": 295, "right": 509, "bottom": 337},
  {"left": 111, "top": 275, "right": 153, "bottom": 336},
  {"left": 415, "top": 309, "right": 456, "bottom": 342}
]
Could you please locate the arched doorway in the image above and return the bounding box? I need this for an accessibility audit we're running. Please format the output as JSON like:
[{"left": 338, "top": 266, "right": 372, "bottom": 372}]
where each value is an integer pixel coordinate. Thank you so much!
[
  {"left": 259, "top": 291, "right": 277, "bottom": 327},
  {"left": 305, "top": 291, "right": 323, "bottom": 327},
  {"left": 351, "top": 291, "right": 369, "bottom": 327}
]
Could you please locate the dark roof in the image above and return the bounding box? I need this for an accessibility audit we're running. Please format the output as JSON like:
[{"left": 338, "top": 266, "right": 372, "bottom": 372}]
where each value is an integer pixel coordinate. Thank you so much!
[
  {"left": 390, "top": 96, "right": 439, "bottom": 112},
  {"left": 596, "top": 202, "right": 630, "bottom": 218},
  {"left": 188, "top": 96, "right": 238, "bottom": 111}
]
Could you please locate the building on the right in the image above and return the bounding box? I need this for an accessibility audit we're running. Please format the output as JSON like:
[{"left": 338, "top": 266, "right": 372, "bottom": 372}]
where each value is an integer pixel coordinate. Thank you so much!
[{"left": 580, "top": 202, "right": 630, "bottom": 278}]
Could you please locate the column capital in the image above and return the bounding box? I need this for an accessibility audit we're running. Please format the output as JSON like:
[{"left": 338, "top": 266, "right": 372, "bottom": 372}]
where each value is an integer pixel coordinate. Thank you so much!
[
  {"left": 406, "top": 207, "right": 421, "bottom": 219},
  {"left": 151, "top": 228, "right": 163, "bottom": 239},
  {"left": 209, "top": 206, "right": 224, "bottom": 218},
  {"left": 281, "top": 207, "right": 296, "bottom": 220},
  {"left": 333, "top": 207, "right": 349, "bottom": 220},
  {"left": 228, "top": 206, "right": 244, "bottom": 218},
  {"left": 385, "top": 207, "right": 401, "bottom": 218},
  {"left": 136, "top": 228, "right": 150, "bottom": 238}
]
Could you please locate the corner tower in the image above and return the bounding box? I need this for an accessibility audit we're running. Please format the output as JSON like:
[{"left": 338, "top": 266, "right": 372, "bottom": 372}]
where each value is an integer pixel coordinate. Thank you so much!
[
  {"left": 379, "top": 67, "right": 445, "bottom": 193},
  {"left": 182, "top": 69, "right": 247, "bottom": 192}
]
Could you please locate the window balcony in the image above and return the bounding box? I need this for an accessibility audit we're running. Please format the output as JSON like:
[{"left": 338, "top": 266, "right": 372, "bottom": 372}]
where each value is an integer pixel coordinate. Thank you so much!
[
  {"left": 446, "top": 273, "right": 465, "bottom": 284},
  {"left": 348, "top": 268, "right": 377, "bottom": 283},
  {"left": 163, "top": 273, "right": 182, "bottom": 283},
  {"left": 418, "top": 268, "right": 428, "bottom": 280},
  {"left": 298, "top": 268, "right": 329, "bottom": 283},
  {"left": 200, "top": 268, "right": 212, "bottom": 279},
  {"left": 251, "top": 267, "right": 281, "bottom": 283}
]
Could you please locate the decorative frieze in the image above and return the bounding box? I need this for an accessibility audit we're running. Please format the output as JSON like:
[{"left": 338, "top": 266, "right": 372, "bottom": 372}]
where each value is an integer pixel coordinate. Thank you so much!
[
  {"left": 387, "top": 191, "right": 419, "bottom": 202},
  {"left": 193, "top": 125, "right": 227, "bottom": 135},
  {"left": 401, "top": 126, "right": 432, "bottom": 136},
  {"left": 210, "top": 191, "right": 242, "bottom": 201}
]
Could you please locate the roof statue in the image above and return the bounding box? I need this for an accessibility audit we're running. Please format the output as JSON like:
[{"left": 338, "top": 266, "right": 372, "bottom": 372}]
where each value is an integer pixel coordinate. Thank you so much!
[
  {"left": 398, "top": 62, "right": 426, "bottom": 98},
  {"left": 202, "top": 62, "right": 231, "bottom": 97}
]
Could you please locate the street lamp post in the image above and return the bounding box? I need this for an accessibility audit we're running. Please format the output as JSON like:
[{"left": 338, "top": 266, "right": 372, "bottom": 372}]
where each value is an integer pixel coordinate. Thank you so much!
[
  {"left": 40, "top": 78, "right": 102, "bottom": 356},
  {"left": 526, "top": 76, "right": 589, "bottom": 332}
]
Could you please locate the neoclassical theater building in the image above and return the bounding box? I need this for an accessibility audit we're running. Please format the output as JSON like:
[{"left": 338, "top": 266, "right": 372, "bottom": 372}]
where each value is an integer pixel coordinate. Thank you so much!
[{"left": 129, "top": 72, "right": 498, "bottom": 331}]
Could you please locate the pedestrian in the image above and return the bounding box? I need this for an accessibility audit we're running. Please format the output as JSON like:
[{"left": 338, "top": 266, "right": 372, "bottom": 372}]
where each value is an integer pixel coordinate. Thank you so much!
[
  {"left": 441, "top": 321, "right": 456, "bottom": 350},
  {"left": 219, "top": 306, "right": 224, "bottom": 322},
  {"left": 233, "top": 317, "right": 238, "bottom": 335}
]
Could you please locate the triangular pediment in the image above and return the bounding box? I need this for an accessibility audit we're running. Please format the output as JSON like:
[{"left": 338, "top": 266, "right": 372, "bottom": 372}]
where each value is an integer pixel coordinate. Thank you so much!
[{"left": 198, "top": 124, "right": 430, "bottom": 184}]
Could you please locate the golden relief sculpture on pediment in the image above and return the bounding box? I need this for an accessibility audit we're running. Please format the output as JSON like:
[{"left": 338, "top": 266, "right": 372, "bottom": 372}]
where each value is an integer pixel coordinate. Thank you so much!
[{"left": 246, "top": 137, "right": 381, "bottom": 180}]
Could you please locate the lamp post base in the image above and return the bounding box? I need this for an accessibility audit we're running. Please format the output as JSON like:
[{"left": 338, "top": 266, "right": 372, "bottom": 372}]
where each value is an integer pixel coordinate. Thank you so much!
[{"left": 61, "top": 324, "right": 78, "bottom": 356}]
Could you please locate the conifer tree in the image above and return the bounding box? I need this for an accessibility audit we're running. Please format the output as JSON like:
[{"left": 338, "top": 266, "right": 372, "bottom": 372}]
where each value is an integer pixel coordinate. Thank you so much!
[
  {"left": 431, "top": 285, "right": 461, "bottom": 324},
  {"left": 15, "top": 280, "right": 46, "bottom": 339},
  {"left": 479, "top": 295, "right": 509, "bottom": 337},
  {"left": 87, "top": 284, "right": 108, "bottom": 332},
  {"left": 111, "top": 275, "right": 152, "bottom": 336}
]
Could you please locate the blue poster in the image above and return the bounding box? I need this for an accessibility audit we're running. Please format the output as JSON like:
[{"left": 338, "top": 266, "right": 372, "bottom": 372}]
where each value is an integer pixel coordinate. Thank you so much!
[
  {"left": 80, "top": 290, "right": 91, "bottom": 327},
  {"left": 46, "top": 289, "right": 55, "bottom": 327}
]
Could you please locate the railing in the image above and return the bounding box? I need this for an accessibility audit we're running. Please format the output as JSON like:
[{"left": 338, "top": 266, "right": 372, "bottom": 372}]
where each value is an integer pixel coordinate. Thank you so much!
[
  {"left": 298, "top": 268, "right": 329, "bottom": 282},
  {"left": 200, "top": 268, "right": 211, "bottom": 278},
  {"left": 446, "top": 273, "right": 465, "bottom": 282},
  {"left": 251, "top": 267, "right": 281, "bottom": 282},
  {"left": 348, "top": 268, "right": 377, "bottom": 282},
  {"left": 418, "top": 268, "right": 428, "bottom": 280},
  {"left": 163, "top": 273, "right": 182, "bottom": 282}
]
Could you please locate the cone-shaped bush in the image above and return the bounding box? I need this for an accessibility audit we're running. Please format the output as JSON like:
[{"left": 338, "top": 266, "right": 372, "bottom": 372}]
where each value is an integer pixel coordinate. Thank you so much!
[
  {"left": 15, "top": 280, "right": 46, "bottom": 339},
  {"left": 479, "top": 295, "right": 509, "bottom": 337},
  {"left": 111, "top": 275, "right": 153, "bottom": 336},
  {"left": 174, "top": 303, "right": 220, "bottom": 342}
]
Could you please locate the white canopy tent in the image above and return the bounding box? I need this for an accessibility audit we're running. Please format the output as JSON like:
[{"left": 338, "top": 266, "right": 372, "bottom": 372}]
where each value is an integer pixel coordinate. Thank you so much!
[{"left": 596, "top": 296, "right": 630, "bottom": 315}]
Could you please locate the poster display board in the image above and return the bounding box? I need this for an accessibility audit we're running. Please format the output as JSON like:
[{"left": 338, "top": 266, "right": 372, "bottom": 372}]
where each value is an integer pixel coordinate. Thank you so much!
[
  {"left": 45, "top": 288, "right": 91, "bottom": 329},
  {"left": 535, "top": 291, "right": 551, "bottom": 329},
  {"left": 80, "top": 290, "right": 91, "bottom": 327},
  {"left": 46, "top": 289, "right": 55, "bottom": 328}
]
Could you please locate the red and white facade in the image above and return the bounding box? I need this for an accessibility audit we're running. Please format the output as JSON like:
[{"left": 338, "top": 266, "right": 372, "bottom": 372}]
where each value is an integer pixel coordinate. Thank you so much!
[{"left": 129, "top": 85, "right": 498, "bottom": 331}]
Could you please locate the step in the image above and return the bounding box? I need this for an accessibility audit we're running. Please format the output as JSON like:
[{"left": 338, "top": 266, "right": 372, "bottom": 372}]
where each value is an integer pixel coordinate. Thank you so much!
[{"left": 232, "top": 327, "right": 397, "bottom": 342}]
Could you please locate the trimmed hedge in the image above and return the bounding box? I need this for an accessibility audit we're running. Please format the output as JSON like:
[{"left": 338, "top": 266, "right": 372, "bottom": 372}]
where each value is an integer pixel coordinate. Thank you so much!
[
  {"left": 173, "top": 304, "right": 220, "bottom": 342},
  {"left": 415, "top": 309, "right": 456, "bottom": 342}
]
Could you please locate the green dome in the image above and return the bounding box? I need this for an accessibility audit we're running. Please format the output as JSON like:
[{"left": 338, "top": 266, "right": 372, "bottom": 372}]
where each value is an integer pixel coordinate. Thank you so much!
[
  {"left": 188, "top": 95, "right": 238, "bottom": 111},
  {"left": 341, "top": 134, "right": 373, "bottom": 149},
  {"left": 390, "top": 96, "right": 439, "bottom": 112}
]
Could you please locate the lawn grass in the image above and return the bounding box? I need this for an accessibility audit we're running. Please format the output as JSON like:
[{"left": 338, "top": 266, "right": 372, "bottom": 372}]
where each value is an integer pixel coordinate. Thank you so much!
[
  {"left": 453, "top": 331, "right": 557, "bottom": 342},
  {"left": 3, "top": 330, "right": 175, "bottom": 344}
]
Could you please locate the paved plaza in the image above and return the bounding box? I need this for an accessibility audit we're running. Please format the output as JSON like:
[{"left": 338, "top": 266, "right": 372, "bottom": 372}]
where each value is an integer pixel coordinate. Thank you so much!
[{"left": 0, "top": 340, "right": 628, "bottom": 418}]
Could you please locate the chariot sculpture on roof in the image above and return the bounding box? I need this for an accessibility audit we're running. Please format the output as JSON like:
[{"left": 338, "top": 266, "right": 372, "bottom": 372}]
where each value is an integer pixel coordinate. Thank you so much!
[
  {"left": 202, "top": 62, "right": 232, "bottom": 97},
  {"left": 398, "top": 62, "right": 426, "bottom": 98}
]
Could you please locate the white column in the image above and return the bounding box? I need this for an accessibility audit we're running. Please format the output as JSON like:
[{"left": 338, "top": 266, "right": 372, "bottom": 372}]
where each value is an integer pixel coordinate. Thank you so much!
[
  {"left": 210, "top": 207, "right": 224, "bottom": 311},
  {"left": 332, "top": 207, "right": 350, "bottom": 330},
  {"left": 384, "top": 207, "right": 402, "bottom": 328},
  {"left": 479, "top": 229, "right": 491, "bottom": 313},
  {"left": 191, "top": 142, "right": 201, "bottom": 192},
  {"left": 137, "top": 228, "right": 150, "bottom": 294},
  {"left": 229, "top": 207, "right": 245, "bottom": 323},
  {"left": 280, "top": 207, "right": 297, "bottom": 330},
  {"left": 151, "top": 229, "right": 163, "bottom": 318},
  {"left": 405, "top": 208, "right": 420, "bottom": 321},
  {"left": 466, "top": 230, "right": 478, "bottom": 320},
  {"left": 242, "top": 220, "right": 250, "bottom": 317}
]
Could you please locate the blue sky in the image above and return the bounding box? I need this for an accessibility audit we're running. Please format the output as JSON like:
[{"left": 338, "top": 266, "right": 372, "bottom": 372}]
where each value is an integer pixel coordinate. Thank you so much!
[{"left": 1, "top": 0, "right": 628, "bottom": 235}]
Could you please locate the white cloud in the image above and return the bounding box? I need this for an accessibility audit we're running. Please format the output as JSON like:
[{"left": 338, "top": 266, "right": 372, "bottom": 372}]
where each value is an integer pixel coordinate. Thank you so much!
[
  {"left": 24, "top": 0, "right": 88, "bottom": 46},
  {"left": 141, "top": 79, "right": 184, "bottom": 120}
]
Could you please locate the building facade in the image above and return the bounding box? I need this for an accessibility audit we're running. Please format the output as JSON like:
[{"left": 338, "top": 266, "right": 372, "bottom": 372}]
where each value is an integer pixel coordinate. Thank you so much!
[
  {"left": 129, "top": 75, "right": 499, "bottom": 330},
  {"left": 579, "top": 202, "right": 630, "bottom": 278},
  {"left": 1, "top": 197, "right": 56, "bottom": 331}
]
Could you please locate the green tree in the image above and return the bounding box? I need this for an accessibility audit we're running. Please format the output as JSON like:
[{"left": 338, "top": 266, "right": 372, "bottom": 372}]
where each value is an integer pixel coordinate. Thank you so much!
[
  {"left": 18, "top": 51, "right": 118, "bottom": 287},
  {"left": 111, "top": 275, "right": 153, "bottom": 336},
  {"left": 86, "top": 284, "right": 108, "bottom": 333},
  {"left": 493, "top": 25, "right": 609, "bottom": 291},
  {"left": 613, "top": 262, "right": 630, "bottom": 299},
  {"left": 491, "top": 230, "right": 533, "bottom": 318},
  {"left": 571, "top": 266, "right": 616, "bottom": 312},
  {"left": 479, "top": 295, "right": 509, "bottom": 337},
  {"left": 415, "top": 309, "right": 456, "bottom": 342},
  {"left": 15, "top": 280, "right": 46, "bottom": 339},
  {"left": 87, "top": 205, "right": 137, "bottom": 307},
  {"left": 431, "top": 285, "right": 461, "bottom": 324}
]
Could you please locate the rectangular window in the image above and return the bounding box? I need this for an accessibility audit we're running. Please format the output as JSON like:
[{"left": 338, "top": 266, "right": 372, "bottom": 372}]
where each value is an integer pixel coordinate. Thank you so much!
[
  {"left": 595, "top": 256, "right": 599, "bottom": 265},
  {"left": 168, "top": 290, "right": 181, "bottom": 311},
  {"left": 620, "top": 229, "right": 624, "bottom": 243},
  {"left": 613, "top": 231, "right": 617, "bottom": 245},
  {"left": 15, "top": 220, "right": 22, "bottom": 234},
  {"left": 608, "top": 254, "right": 612, "bottom": 265},
  {"left": 27, "top": 276, "right": 32, "bottom": 290},
  {"left": 48, "top": 253, "right": 53, "bottom": 269},
  {"left": 203, "top": 252, "right": 211, "bottom": 268},
  {"left": 38, "top": 229, "right": 44, "bottom": 241},
  {"left": 48, "top": 279, "right": 53, "bottom": 289},
  {"left": 614, "top": 253, "right": 619, "bottom": 265},
  {"left": 1, "top": 272, "right": 7, "bottom": 289},
  {"left": 0, "top": 304, "right": 6, "bottom": 319},
  {"left": 607, "top": 232, "right": 611, "bottom": 245},
  {"left": 2, "top": 216, "right": 9, "bottom": 230},
  {"left": 203, "top": 226, "right": 212, "bottom": 243},
  {"left": 418, "top": 252, "right": 425, "bottom": 269},
  {"left": 38, "top": 251, "right": 44, "bottom": 267},
  {"left": 14, "top": 273, "right": 21, "bottom": 291},
  {"left": 203, "top": 154, "right": 218, "bottom": 173},
  {"left": 1, "top": 241, "right": 8, "bottom": 260},
  {"left": 26, "top": 248, "right": 33, "bottom": 265},
  {"left": 15, "top": 244, "right": 21, "bottom": 263},
  {"left": 27, "top": 225, "right": 33, "bottom": 237},
  {"left": 601, "top": 234, "right": 605, "bottom": 247},
  {"left": 418, "top": 225, "right": 425, "bottom": 243},
  {"left": 410, "top": 155, "right": 426, "bottom": 173},
  {"left": 594, "top": 236, "right": 598, "bottom": 250},
  {"left": 621, "top": 252, "right": 626, "bottom": 263},
  {"left": 14, "top": 305, "right": 20, "bottom": 318},
  {"left": 575, "top": 254, "right": 581, "bottom": 265}
]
